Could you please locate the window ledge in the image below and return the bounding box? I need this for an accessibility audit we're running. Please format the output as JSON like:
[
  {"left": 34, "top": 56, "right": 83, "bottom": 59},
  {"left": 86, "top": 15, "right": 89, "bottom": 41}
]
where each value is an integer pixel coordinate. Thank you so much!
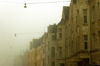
[
  {"left": 57, "top": 38, "right": 62, "bottom": 40},
  {"left": 57, "top": 57, "right": 65, "bottom": 60}
]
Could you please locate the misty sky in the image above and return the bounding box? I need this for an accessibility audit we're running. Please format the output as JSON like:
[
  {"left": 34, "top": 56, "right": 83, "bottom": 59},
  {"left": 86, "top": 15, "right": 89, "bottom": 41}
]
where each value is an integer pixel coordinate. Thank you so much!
[{"left": 0, "top": 0, "right": 70, "bottom": 66}]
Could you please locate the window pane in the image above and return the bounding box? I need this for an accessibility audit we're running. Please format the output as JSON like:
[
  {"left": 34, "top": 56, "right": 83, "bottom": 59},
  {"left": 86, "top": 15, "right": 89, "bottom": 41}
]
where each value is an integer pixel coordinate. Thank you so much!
[
  {"left": 52, "top": 47, "right": 55, "bottom": 57},
  {"left": 92, "top": 6, "right": 95, "bottom": 22},
  {"left": 83, "top": 9, "right": 87, "bottom": 23},
  {"left": 83, "top": 9, "right": 87, "bottom": 14},
  {"left": 84, "top": 42, "right": 88, "bottom": 50},
  {"left": 84, "top": 16, "right": 87, "bottom": 23},
  {"left": 59, "top": 28, "right": 61, "bottom": 32},
  {"left": 98, "top": 31, "right": 100, "bottom": 47},
  {"left": 59, "top": 33, "right": 62, "bottom": 39},
  {"left": 84, "top": 35, "right": 88, "bottom": 40},
  {"left": 58, "top": 47, "right": 62, "bottom": 57}
]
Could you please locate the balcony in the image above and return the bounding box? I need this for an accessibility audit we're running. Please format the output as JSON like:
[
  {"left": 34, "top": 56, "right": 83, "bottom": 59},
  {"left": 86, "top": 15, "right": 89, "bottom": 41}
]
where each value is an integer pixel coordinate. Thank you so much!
[
  {"left": 76, "top": 50, "right": 90, "bottom": 59},
  {"left": 57, "top": 57, "right": 65, "bottom": 63}
]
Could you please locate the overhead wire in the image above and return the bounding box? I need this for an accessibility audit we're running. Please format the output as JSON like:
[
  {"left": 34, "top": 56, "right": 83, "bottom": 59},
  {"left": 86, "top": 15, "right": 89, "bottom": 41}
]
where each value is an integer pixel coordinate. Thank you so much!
[
  {"left": 27, "top": 1, "right": 71, "bottom": 4},
  {"left": 0, "top": 1, "right": 23, "bottom": 4},
  {"left": 0, "top": 1, "right": 71, "bottom": 4}
]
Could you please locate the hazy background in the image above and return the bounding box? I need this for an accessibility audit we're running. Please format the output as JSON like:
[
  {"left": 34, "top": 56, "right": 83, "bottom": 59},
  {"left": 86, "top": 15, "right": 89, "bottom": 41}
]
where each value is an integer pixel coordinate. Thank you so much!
[{"left": 0, "top": 0, "right": 70, "bottom": 66}]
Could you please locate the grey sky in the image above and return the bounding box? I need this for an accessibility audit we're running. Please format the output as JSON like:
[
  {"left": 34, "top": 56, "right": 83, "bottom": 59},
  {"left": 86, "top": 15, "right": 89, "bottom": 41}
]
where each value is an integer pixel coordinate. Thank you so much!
[{"left": 0, "top": 0, "right": 70, "bottom": 66}]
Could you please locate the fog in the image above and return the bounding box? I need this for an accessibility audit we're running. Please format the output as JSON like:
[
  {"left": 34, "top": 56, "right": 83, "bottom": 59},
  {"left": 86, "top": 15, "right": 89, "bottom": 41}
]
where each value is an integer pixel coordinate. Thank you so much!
[{"left": 0, "top": 0, "right": 70, "bottom": 66}]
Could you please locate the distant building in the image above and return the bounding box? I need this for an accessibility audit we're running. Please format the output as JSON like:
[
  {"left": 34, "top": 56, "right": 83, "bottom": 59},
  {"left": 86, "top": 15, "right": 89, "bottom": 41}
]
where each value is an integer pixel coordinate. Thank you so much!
[
  {"left": 29, "top": 39, "right": 41, "bottom": 66},
  {"left": 48, "top": 24, "right": 57, "bottom": 66},
  {"left": 28, "top": 0, "right": 100, "bottom": 66},
  {"left": 40, "top": 33, "right": 47, "bottom": 66},
  {"left": 56, "top": 6, "right": 69, "bottom": 66},
  {"left": 14, "top": 56, "right": 22, "bottom": 66}
]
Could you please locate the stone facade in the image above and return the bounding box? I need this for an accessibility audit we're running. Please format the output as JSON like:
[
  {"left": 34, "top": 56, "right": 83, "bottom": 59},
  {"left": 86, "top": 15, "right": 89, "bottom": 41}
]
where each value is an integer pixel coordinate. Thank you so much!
[
  {"left": 65, "top": 0, "right": 90, "bottom": 66},
  {"left": 29, "top": 39, "right": 41, "bottom": 66},
  {"left": 28, "top": 0, "right": 100, "bottom": 66},
  {"left": 89, "top": 0, "right": 100, "bottom": 65}
]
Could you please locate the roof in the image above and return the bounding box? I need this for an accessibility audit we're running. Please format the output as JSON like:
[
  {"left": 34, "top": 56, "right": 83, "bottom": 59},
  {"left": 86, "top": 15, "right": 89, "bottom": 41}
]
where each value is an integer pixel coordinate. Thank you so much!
[
  {"left": 57, "top": 6, "right": 69, "bottom": 25},
  {"left": 48, "top": 24, "right": 57, "bottom": 33},
  {"left": 63, "top": 6, "right": 69, "bottom": 20},
  {"left": 57, "top": 19, "right": 65, "bottom": 25}
]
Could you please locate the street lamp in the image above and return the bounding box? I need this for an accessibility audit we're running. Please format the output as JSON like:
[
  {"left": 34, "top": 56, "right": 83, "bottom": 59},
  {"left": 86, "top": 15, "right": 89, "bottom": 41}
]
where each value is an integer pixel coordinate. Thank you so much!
[{"left": 24, "top": 3, "right": 27, "bottom": 8}]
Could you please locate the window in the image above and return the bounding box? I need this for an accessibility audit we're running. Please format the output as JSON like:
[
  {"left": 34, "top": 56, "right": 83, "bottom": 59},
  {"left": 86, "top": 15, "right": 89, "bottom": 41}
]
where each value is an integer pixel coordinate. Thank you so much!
[
  {"left": 98, "top": 2, "right": 100, "bottom": 18},
  {"left": 71, "top": 40, "right": 74, "bottom": 53},
  {"left": 93, "top": 33, "right": 95, "bottom": 49},
  {"left": 76, "top": 16, "right": 77, "bottom": 32},
  {"left": 59, "top": 33, "right": 62, "bottom": 38},
  {"left": 92, "top": 6, "right": 95, "bottom": 22},
  {"left": 51, "top": 47, "right": 55, "bottom": 57},
  {"left": 83, "top": 9, "right": 87, "bottom": 24},
  {"left": 77, "top": 36, "right": 79, "bottom": 51},
  {"left": 58, "top": 28, "right": 62, "bottom": 39},
  {"left": 99, "top": 59, "right": 100, "bottom": 65},
  {"left": 98, "top": 31, "right": 100, "bottom": 47},
  {"left": 52, "top": 35, "right": 56, "bottom": 40},
  {"left": 58, "top": 47, "right": 62, "bottom": 57},
  {"left": 83, "top": 35, "right": 88, "bottom": 50},
  {"left": 59, "top": 28, "right": 62, "bottom": 32}
]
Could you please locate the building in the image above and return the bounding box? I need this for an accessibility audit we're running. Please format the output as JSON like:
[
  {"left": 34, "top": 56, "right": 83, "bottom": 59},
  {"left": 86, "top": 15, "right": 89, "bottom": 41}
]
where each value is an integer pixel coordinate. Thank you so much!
[
  {"left": 65, "top": 0, "right": 90, "bottom": 66},
  {"left": 22, "top": 50, "right": 29, "bottom": 66},
  {"left": 29, "top": 39, "right": 41, "bottom": 66},
  {"left": 28, "top": 0, "right": 100, "bottom": 66},
  {"left": 89, "top": 0, "right": 100, "bottom": 65},
  {"left": 48, "top": 24, "right": 57, "bottom": 66},
  {"left": 14, "top": 56, "right": 22, "bottom": 66},
  {"left": 41, "top": 33, "right": 47, "bottom": 66}
]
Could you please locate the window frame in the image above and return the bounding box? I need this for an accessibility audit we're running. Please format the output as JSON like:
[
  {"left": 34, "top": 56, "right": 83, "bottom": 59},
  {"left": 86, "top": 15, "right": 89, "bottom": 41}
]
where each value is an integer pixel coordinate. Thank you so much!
[
  {"left": 92, "top": 6, "right": 95, "bottom": 22},
  {"left": 58, "top": 47, "right": 62, "bottom": 57},
  {"left": 58, "top": 28, "right": 62, "bottom": 39},
  {"left": 83, "top": 35, "right": 88, "bottom": 50},
  {"left": 83, "top": 9, "right": 88, "bottom": 24}
]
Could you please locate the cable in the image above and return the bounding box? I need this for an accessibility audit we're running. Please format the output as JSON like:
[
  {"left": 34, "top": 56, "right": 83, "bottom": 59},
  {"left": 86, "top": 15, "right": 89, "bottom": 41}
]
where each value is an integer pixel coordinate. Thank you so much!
[
  {"left": 0, "top": 1, "right": 71, "bottom": 4},
  {"left": 27, "top": 1, "right": 71, "bottom": 4},
  {"left": 0, "top": 1, "right": 23, "bottom": 4}
]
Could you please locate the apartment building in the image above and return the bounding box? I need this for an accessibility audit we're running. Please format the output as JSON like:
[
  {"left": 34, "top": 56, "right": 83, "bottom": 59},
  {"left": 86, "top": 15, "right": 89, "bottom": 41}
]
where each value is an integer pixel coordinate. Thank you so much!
[
  {"left": 56, "top": 6, "right": 69, "bottom": 66},
  {"left": 22, "top": 50, "right": 29, "bottom": 66},
  {"left": 89, "top": 0, "right": 100, "bottom": 65},
  {"left": 65, "top": 0, "right": 90, "bottom": 66},
  {"left": 28, "top": 0, "right": 100, "bottom": 66},
  {"left": 41, "top": 33, "right": 48, "bottom": 66},
  {"left": 48, "top": 24, "right": 57, "bottom": 66},
  {"left": 29, "top": 39, "right": 41, "bottom": 66},
  {"left": 37, "top": 45, "right": 41, "bottom": 66}
]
